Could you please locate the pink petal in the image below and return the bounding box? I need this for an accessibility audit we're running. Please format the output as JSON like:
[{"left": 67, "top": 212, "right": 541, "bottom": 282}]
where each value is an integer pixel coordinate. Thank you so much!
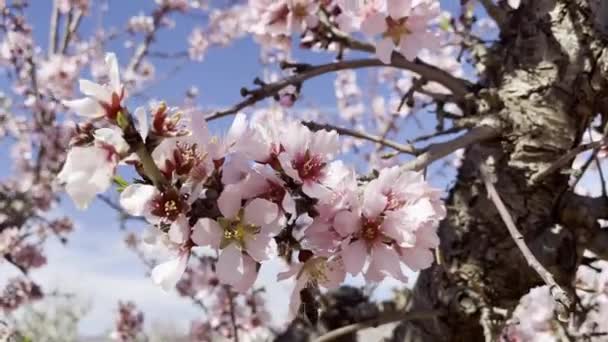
[
  {"left": 105, "top": 52, "right": 121, "bottom": 93},
  {"left": 119, "top": 184, "right": 157, "bottom": 217},
  {"left": 376, "top": 38, "right": 395, "bottom": 64},
  {"left": 244, "top": 198, "right": 278, "bottom": 226},
  {"left": 151, "top": 252, "right": 190, "bottom": 291},
  {"left": 79, "top": 79, "right": 112, "bottom": 103},
  {"left": 134, "top": 106, "right": 148, "bottom": 141},
  {"left": 341, "top": 239, "right": 367, "bottom": 275},
  {"left": 244, "top": 233, "right": 276, "bottom": 262},
  {"left": 217, "top": 243, "right": 245, "bottom": 286},
  {"left": 168, "top": 215, "right": 190, "bottom": 244},
  {"left": 232, "top": 253, "right": 258, "bottom": 293},
  {"left": 361, "top": 12, "right": 387, "bottom": 36},
  {"left": 218, "top": 185, "right": 242, "bottom": 218},
  {"left": 400, "top": 247, "right": 434, "bottom": 271},
  {"left": 508, "top": 0, "right": 521, "bottom": 9},
  {"left": 192, "top": 218, "right": 223, "bottom": 249},
  {"left": 302, "top": 182, "right": 330, "bottom": 199},
  {"left": 333, "top": 210, "right": 360, "bottom": 237},
  {"left": 387, "top": 0, "right": 411, "bottom": 20},
  {"left": 277, "top": 263, "right": 303, "bottom": 281},
  {"left": 363, "top": 182, "right": 387, "bottom": 218},
  {"left": 366, "top": 243, "right": 407, "bottom": 282},
  {"left": 322, "top": 258, "right": 346, "bottom": 288},
  {"left": 62, "top": 98, "right": 104, "bottom": 118}
]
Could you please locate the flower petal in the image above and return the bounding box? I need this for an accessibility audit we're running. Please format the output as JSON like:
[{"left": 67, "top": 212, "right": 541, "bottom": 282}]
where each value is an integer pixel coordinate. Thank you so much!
[
  {"left": 218, "top": 185, "right": 242, "bottom": 219},
  {"left": 365, "top": 243, "right": 407, "bottom": 282},
  {"left": 361, "top": 12, "right": 387, "bottom": 36},
  {"left": 134, "top": 106, "right": 148, "bottom": 141},
  {"left": 376, "top": 38, "right": 395, "bottom": 64},
  {"left": 79, "top": 79, "right": 112, "bottom": 103},
  {"left": 62, "top": 98, "right": 104, "bottom": 118},
  {"left": 333, "top": 210, "right": 360, "bottom": 237},
  {"left": 192, "top": 218, "right": 223, "bottom": 249},
  {"left": 341, "top": 239, "right": 367, "bottom": 275},
  {"left": 119, "top": 184, "right": 157, "bottom": 217},
  {"left": 151, "top": 252, "right": 190, "bottom": 291},
  {"left": 105, "top": 52, "right": 121, "bottom": 93},
  {"left": 217, "top": 243, "right": 244, "bottom": 286},
  {"left": 387, "top": 0, "right": 411, "bottom": 20},
  {"left": 168, "top": 215, "right": 190, "bottom": 244},
  {"left": 244, "top": 198, "right": 278, "bottom": 226},
  {"left": 244, "top": 233, "right": 276, "bottom": 262}
]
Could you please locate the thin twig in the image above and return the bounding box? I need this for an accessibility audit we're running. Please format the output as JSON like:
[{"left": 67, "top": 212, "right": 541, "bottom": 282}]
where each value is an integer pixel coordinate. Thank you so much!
[
  {"left": 302, "top": 121, "right": 418, "bottom": 155},
  {"left": 322, "top": 20, "right": 471, "bottom": 98},
  {"left": 401, "top": 125, "right": 499, "bottom": 172},
  {"left": 314, "top": 310, "right": 439, "bottom": 342},
  {"left": 530, "top": 141, "right": 602, "bottom": 184},
  {"left": 480, "top": 165, "right": 572, "bottom": 321},
  {"left": 226, "top": 287, "right": 240, "bottom": 342},
  {"left": 60, "top": 10, "right": 83, "bottom": 53},
  {"left": 478, "top": 0, "right": 508, "bottom": 30},
  {"left": 48, "top": 0, "right": 60, "bottom": 56},
  {"left": 205, "top": 59, "right": 390, "bottom": 121},
  {"left": 4, "top": 254, "right": 28, "bottom": 275}
]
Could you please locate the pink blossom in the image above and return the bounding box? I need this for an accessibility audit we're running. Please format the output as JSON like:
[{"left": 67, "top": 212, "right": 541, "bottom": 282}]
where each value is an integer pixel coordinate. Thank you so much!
[
  {"left": 335, "top": 166, "right": 445, "bottom": 282},
  {"left": 188, "top": 27, "right": 210, "bottom": 62},
  {"left": 353, "top": 0, "right": 441, "bottom": 63},
  {"left": 58, "top": 128, "right": 129, "bottom": 209},
  {"left": 277, "top": 122, "right": 339, "bottom": 198},
  {"left": 62, "top": 53, "right": 125, "bottom": 119},
  {"left": 278, "top": 256, "right": 345, "bottom": 318},
  {"left": 191, "top": 190, "right": 280, "bottom": 292},
  {"left": 250, "top": 0, "right": 320, "bottom": 37}
]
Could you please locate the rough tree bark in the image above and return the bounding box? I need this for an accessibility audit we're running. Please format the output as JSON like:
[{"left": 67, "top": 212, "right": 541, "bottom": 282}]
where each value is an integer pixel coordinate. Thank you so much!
[{"left": 392, "top": 0, "right": 608, "bottom": 341}]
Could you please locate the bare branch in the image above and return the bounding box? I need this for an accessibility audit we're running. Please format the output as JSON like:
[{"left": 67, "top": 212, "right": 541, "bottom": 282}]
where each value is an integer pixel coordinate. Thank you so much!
[
  {"left": 322, "top": 20, "right": 472, "bottom": 98},
  {"left": 401, "top": 125, "right": 499, "bottom": 172},
  {"left": 226, "top": 287, "right": 240, "bottom": 342},
  {"left": 205, "top": 59, "right": 389, "bottom": 121},
  {"left": 478, "top": 0, "right": 508, "bottom": 30},
  {"left": 302, "top": 121, "right": 418, "bottom": 155},
  {"left": 559, "top": 193, "right": 608, "bottom": 260},
  {"left": 314, "top": 310, "right": 439, "bottom": 342},
  {"left": 60, "top": 9, "right": 83, "bottom": 54},
  {"left": 480, "top": 165, "right": 572, "bottom": 321},
  {"left": 530, "top": 141, "right": 602, "bottom": 184},
  {"left": 48, "top": 0, "right": 60, "bottom": 56}
]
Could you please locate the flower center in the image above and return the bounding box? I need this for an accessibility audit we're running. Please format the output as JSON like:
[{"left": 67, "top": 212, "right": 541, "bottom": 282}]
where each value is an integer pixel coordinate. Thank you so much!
[
  {"left": 384, "top": 17, "right": 411, "bottom": 45},
  {"left": 361, "top": 217, "right": 382, "bottom": 242},
  {"left": 292, "top": 3, "right": 309, "bottom": 19},
  {"left": 218, "top": 210, "right": 260, "bottom": 248},
  {"left": 151, "top": 190, "right": 185, "bottom": 221},
  {"left": 293, "top": 151, "right": 324, "bottom": 182}
]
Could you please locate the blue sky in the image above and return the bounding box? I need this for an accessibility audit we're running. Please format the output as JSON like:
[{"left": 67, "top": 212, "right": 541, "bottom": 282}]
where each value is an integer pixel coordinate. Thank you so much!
[{"left": 0, "top": 0, "right": 480, "bottom": 337}]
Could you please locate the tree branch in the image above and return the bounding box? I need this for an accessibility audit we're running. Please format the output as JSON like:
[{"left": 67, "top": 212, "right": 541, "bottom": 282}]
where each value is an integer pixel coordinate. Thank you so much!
[
  {"left": 530, "top": 141, "right": 602, "bottom": 184},
  {"left": 205, "top": 59, "right": 390, "bottom": 121},
  {"left": 314, "top": 310, "right": 439, "bottom": 342},
  {"left": 401, "top": 125, "right": 499, "bottom": 172},
  {"left": 302, "top": 121, "right": 418, "bottom": 155},
  {"left": 322, "top": 19, "right": 472, "bottom": 99},
  {"left": 48, "top": 0, "right": 60, "bottom": 56},
  {"left": 480, "top": 165, "right": 572, "bottom": 321},
  {"left": 60, "top": 9, "right": 83, "bottom": 54}
]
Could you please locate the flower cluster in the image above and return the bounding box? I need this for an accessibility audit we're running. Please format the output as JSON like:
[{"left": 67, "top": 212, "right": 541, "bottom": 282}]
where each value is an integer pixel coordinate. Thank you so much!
[
  {"left": 336, "top": 0, "right": 441, "bottom": 63},
  {"left": 110, "top": 301, "right": 145, "bottom": 342},
  {"left": 58, "top": 52, "right": 446, "bottom": 317}
]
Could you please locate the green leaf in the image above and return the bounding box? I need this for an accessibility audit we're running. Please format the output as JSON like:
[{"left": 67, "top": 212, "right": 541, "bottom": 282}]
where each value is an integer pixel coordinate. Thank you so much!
[
  {"left": 112, "top": 175, "right": 129, "bottom": 193},
  {"left": 116, "top": 110, "right": 129, "bottom": 130}
]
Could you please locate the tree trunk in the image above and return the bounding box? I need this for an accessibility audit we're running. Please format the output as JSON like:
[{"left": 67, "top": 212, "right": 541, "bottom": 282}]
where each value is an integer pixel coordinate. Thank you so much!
[{"left": 393, "top": 1, "right": 608, "bottom": 340}]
